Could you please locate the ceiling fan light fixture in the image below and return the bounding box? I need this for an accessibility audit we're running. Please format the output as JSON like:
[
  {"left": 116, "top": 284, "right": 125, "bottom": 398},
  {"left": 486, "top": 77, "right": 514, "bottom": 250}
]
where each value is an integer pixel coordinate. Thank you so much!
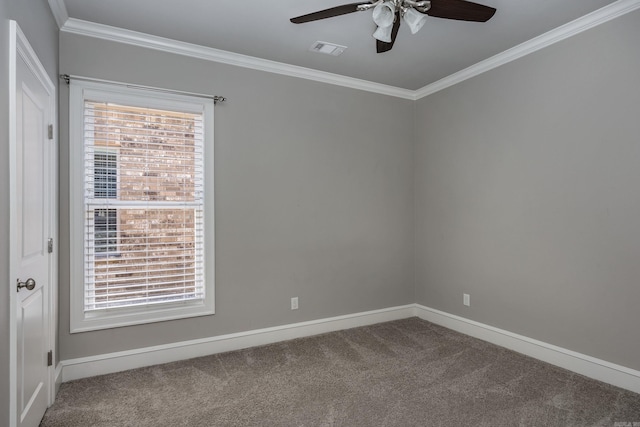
[
  {"left": 290, "top": 0, "right": 496, "bottom": 54},
  {"left": 403, "top": 7, "right": 428, "bottom": 34},
  {"left": 372, "top": 24, "right": 393, "bottom": 42},
  {"left": 372, "top": 1, "right": 396, "bottom": 27}
]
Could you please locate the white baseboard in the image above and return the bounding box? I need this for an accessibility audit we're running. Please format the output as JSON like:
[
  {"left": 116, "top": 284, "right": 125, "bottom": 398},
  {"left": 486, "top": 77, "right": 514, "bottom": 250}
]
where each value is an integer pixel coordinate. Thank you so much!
[
  {"left": 59, "top": 303, "right": 640, "bottom": 396},
  {"left": 60, "top": 304, "right": 415, "bottom": 382},
  {"left": 54, "top": 363, "right": 63, "bottom": 393},
  {"left": 414, "top": 304, "right": 640, "bottom": 394}
]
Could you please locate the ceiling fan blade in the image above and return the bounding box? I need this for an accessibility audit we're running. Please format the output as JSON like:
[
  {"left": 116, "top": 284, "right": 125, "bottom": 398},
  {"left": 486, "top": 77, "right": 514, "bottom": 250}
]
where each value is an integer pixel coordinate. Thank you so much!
[
  {"left": 376, "top": 11, "right": 401, "bottom": 53},
  {"left": 290, "top": 2, "right": 367, "bottom": 24},
  {"left": 426, "top": 0, "right": 496, "bottom": 22}
]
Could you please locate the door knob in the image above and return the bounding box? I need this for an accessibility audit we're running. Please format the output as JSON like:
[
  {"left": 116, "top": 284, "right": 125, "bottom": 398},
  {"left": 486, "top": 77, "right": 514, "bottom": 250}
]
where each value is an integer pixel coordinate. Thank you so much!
[{"left": 16, "top": 278, "right": 36, "bottom": 292}]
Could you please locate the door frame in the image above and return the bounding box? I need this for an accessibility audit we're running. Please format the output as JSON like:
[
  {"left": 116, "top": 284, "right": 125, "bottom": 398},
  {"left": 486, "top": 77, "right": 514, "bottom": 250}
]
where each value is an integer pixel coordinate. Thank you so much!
[{"left": 8, "top": 20, "right": 58, "bottom": 426}]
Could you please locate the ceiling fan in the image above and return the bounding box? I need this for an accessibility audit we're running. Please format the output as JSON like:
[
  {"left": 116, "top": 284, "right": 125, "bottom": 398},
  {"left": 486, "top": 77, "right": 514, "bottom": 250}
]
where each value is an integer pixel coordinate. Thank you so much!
[{"left": 290, "top": 0, "right": 496, "bottom": 53}]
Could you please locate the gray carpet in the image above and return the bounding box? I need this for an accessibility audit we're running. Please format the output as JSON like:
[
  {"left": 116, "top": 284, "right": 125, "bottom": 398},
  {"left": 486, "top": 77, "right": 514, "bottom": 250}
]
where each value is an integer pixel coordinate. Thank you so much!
[{"left": 41, "top": 318, "right": 640, "bottom": 426}]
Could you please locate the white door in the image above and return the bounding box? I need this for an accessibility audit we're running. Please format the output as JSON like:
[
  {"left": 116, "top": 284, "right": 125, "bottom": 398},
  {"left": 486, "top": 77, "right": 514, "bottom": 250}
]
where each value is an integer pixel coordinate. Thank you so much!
[{"left": 10, "top": 22, "right": 55, "bottom": 427}]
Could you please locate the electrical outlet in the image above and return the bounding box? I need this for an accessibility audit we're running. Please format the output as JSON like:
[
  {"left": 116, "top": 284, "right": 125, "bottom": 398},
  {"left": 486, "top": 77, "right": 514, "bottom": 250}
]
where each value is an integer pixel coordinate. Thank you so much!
[
  {"left": 291, "top": 297, "right": 299, "bottom": 310},
  {"left": 463, "top": 293, "right": 470, "bottom": 307}
]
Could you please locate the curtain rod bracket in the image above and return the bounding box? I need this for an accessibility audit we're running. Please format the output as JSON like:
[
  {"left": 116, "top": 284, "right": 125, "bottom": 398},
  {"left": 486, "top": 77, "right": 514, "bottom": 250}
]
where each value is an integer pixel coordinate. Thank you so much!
[{"left": 60, "top": 74, "right": 70, "bottom": 85}]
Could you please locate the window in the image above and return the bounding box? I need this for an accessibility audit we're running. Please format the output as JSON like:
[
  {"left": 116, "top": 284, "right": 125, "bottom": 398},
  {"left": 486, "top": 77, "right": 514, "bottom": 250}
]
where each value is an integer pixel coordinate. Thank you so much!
[{"left": 70, "top": 80, "right": 215, "bottom": 332}]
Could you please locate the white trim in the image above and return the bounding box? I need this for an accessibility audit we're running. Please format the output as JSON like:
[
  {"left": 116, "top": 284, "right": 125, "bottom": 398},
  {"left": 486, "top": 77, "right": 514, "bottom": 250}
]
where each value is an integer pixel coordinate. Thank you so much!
[
  {"left": 47, "top": 0, "right": 69, "bottom": 29},
  {"left": 9, "top": 20, "right": 58, "bottom": 426},
  {"left": 58, "top": 0, "right": 640, "bottom": 100},
  {"left": 45, "top": 62, "right": 59, "bottom": 409},
  {"left": 59, "top": 305, "right": 415, "bottom": 382},
  {"left": 414, "top": 304, "right": 640, "bottom": 395},
  {"left": 54, "top": 364, "right": 63, "bottom": 395},
  {"left": 414, "top": 0, "right": 640, "bottom": 99},
  {"left": 58, "top": 303, "right": 640, "bottom": 395},
  {"left": 9, "top": 20, "right": 18, "bottom": 427},
  {"left": 60, "top": 18, "right": 415, "bottom": 100}
]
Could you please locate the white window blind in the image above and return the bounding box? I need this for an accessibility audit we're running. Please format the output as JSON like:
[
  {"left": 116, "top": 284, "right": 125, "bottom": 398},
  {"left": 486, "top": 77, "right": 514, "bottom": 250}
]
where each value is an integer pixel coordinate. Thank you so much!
[{"left": 83, "top": 100, "right": 205, "bottom": 312}]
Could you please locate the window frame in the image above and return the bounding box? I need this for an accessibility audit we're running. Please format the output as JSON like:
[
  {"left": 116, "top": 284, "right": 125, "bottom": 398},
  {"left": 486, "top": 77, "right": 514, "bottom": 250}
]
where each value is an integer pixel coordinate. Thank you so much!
[{"left": 69, "top": 80, "right": 215, "bottom": 333}]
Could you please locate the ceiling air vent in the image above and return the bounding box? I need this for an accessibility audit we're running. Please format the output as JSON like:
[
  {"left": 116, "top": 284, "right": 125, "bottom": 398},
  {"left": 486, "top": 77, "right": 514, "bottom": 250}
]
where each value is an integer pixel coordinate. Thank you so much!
[{"left": 309, "top": 41, "right": 347, "bottom": 56}]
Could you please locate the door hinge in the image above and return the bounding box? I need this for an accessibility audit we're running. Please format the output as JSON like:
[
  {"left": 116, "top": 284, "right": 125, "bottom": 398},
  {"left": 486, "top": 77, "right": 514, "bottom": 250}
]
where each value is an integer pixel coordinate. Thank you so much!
[
  {"left": 48, "top": 238, "right": 53, "bottom": 254},
  {"left": 47, "top": 350, "right": 53, "bottom": 367},
  {"left": 48, "top": 124, "right": 53, "bottom": 140}
]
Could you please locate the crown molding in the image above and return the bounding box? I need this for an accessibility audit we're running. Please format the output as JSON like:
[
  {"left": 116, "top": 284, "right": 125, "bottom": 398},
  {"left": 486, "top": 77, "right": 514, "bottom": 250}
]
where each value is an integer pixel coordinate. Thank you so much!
[
  {"left": 415, "top": 0, "right": 640, "bottom": 99},
  {"left": 58, "top": 0, "right": 639, "bottom": 100},
  {"left": 47, "top": 0, "right": 69, "bottom": 29},
  {"left": 60, "top": 18, "right": 416, "bottom": 100}
]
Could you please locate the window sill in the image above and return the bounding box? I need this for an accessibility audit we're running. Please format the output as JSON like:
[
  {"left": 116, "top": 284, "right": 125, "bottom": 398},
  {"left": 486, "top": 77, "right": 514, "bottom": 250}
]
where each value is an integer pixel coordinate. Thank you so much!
[{"left": 70, "top": 299, "right": 215, "bottom": 333}]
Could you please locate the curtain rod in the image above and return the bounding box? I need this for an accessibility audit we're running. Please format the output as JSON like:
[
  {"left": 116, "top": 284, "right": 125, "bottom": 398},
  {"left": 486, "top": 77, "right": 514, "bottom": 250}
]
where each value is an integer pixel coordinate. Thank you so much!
[{"left": 60, "top": 74, "right": 226, "bottom": 104}]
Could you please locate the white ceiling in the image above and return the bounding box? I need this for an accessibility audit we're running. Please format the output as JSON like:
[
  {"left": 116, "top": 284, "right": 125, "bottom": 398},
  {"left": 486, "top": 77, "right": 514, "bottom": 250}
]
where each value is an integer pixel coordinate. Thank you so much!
[{"left": 59, "top": 0, "right": 619, "bottom": 90}]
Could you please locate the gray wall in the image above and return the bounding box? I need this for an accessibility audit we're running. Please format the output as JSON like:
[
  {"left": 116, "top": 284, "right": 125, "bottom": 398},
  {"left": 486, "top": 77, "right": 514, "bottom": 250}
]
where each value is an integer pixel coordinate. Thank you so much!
[
  {"left": 57, "top": 3, "right": 640, "bottom": 377},
  {"left": 0, "top": 1, "right": 58, "bottom": 425},
  {"left": 414, "top": 10, "right": 640, "bottom": 371},
  {"left": 58, "top": 33, "right": 415, "bottom": 360}
]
